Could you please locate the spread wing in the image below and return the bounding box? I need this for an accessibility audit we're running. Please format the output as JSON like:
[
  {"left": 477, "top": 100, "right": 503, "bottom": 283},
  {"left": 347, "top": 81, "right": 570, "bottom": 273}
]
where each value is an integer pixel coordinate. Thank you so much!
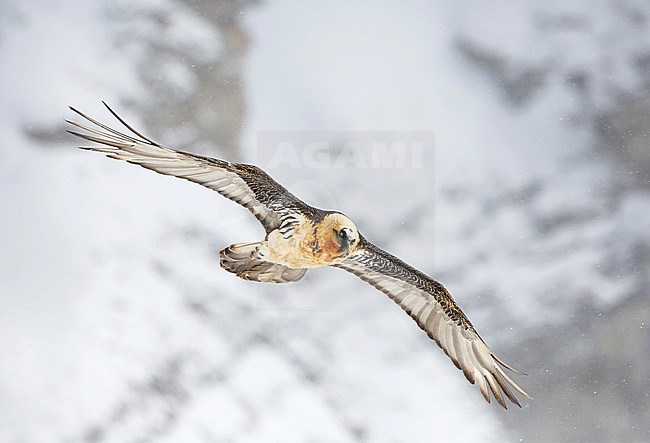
[
  {"left": 67, "top": 103, "right": 309, "bottom": 233},
  {"left": 335, "top": 237, "right": 532, "bottom": 409}
]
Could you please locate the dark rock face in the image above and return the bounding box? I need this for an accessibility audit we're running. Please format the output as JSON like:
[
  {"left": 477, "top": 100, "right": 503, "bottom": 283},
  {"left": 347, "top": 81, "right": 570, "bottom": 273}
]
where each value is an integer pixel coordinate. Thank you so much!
[
  {"left": 118, "top": 0, "right": 259, "bottom": 160},
  {"left": 502, "top": 293, "right": 650, "bottom": 442},
  {"left": 456, "top": 38, "right": 549, "bottom": 107},
  {"left": 598, "top": 94, "right": 650, "bottom": 189}
]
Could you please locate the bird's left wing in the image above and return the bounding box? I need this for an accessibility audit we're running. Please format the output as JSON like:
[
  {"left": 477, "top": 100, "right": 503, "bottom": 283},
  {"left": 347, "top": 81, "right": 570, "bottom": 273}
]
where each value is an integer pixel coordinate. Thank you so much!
[
  {"left": 335, "top": 237, "right": 531, "bottom": 409},
  {"left": 67, "top": 103, "right": 308, "bottom": 233}
]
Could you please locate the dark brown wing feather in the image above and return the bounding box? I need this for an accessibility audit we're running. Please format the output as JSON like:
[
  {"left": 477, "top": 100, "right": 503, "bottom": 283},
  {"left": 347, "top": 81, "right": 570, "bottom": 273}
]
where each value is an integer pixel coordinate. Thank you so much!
[
  {"left": 335, "top": 236, "right": 531, "bottom": 409},
  {"left": 67, "top": 103, "right": 311, "bottom": 233}
]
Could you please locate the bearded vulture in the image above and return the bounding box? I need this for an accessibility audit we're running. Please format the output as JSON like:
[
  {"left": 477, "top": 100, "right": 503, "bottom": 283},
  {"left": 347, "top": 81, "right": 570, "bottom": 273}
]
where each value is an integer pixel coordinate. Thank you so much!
[{"left": 67, "top": 103, "right": 531, "bottom": 409}]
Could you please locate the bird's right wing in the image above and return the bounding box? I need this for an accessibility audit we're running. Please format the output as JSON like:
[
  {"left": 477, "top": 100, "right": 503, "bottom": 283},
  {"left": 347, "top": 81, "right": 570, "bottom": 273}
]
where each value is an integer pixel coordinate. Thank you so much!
[
  {"left": 335, "top": 237, "right": 531, "bottom": 409},
  {"left": 67, "top": 103, "right": 309, "bottom": 233}
]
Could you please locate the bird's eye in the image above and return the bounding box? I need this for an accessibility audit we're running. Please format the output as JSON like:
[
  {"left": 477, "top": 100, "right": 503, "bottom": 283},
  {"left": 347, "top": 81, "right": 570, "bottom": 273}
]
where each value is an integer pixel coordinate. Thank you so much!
[{"left": 339, "top": 228, "right": 355, "bottom": 240}]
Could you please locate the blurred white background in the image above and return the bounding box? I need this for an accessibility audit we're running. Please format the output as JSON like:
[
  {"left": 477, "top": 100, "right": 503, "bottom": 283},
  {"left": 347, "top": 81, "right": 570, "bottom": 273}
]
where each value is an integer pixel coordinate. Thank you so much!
[{"left": 1, "top": 0, "right": 649, "bottom": 441}]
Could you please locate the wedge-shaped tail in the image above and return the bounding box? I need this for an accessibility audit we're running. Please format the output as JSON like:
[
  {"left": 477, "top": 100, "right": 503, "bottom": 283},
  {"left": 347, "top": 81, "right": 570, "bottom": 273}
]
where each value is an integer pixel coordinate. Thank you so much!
[{"left": 220, "top": 242, "right": 307, "bottom": 283}]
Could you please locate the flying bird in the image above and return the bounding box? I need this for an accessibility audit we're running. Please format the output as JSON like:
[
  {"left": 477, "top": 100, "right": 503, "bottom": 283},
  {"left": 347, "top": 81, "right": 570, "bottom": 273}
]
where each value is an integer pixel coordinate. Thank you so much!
[{"left": 67, "top": 103, "right": 531, "bottom": 409}]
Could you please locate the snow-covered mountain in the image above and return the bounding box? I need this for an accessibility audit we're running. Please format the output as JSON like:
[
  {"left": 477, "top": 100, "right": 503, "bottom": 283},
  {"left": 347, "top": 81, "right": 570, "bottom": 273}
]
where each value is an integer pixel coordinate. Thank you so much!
[{"left": 1, "top": 0, "right": 648, "bottom": 442}]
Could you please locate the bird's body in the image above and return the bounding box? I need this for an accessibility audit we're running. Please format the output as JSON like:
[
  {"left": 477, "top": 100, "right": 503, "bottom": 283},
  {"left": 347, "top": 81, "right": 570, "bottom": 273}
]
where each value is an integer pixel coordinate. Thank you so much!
[
  {"left": 67, "top": 103, "right": 532, "bottom": 409},
  {"left": 220, "top": 212, "right": 358, "bottom": 282},
  {"left": 265, "top": 212, "right": 359, "bottom": 269}
]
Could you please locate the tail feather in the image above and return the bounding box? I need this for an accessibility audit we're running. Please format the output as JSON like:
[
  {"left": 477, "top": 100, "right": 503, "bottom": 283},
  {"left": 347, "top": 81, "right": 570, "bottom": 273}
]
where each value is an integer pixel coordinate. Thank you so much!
[{"left": 219, "top": 242, "right": 307, "bottom": 283}]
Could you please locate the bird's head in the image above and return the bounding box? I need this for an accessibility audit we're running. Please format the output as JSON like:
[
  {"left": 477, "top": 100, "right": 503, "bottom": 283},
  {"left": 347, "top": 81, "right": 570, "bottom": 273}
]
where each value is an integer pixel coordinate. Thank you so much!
[{"left": 321, "top": 212, "right": 360, "bottom": 257}]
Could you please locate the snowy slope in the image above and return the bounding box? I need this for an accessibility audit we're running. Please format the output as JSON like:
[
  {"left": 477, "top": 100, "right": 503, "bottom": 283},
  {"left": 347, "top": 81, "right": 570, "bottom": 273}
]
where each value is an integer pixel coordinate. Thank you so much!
[{"left": 1, "top": 0, "right": 649, "bottom": 442}]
